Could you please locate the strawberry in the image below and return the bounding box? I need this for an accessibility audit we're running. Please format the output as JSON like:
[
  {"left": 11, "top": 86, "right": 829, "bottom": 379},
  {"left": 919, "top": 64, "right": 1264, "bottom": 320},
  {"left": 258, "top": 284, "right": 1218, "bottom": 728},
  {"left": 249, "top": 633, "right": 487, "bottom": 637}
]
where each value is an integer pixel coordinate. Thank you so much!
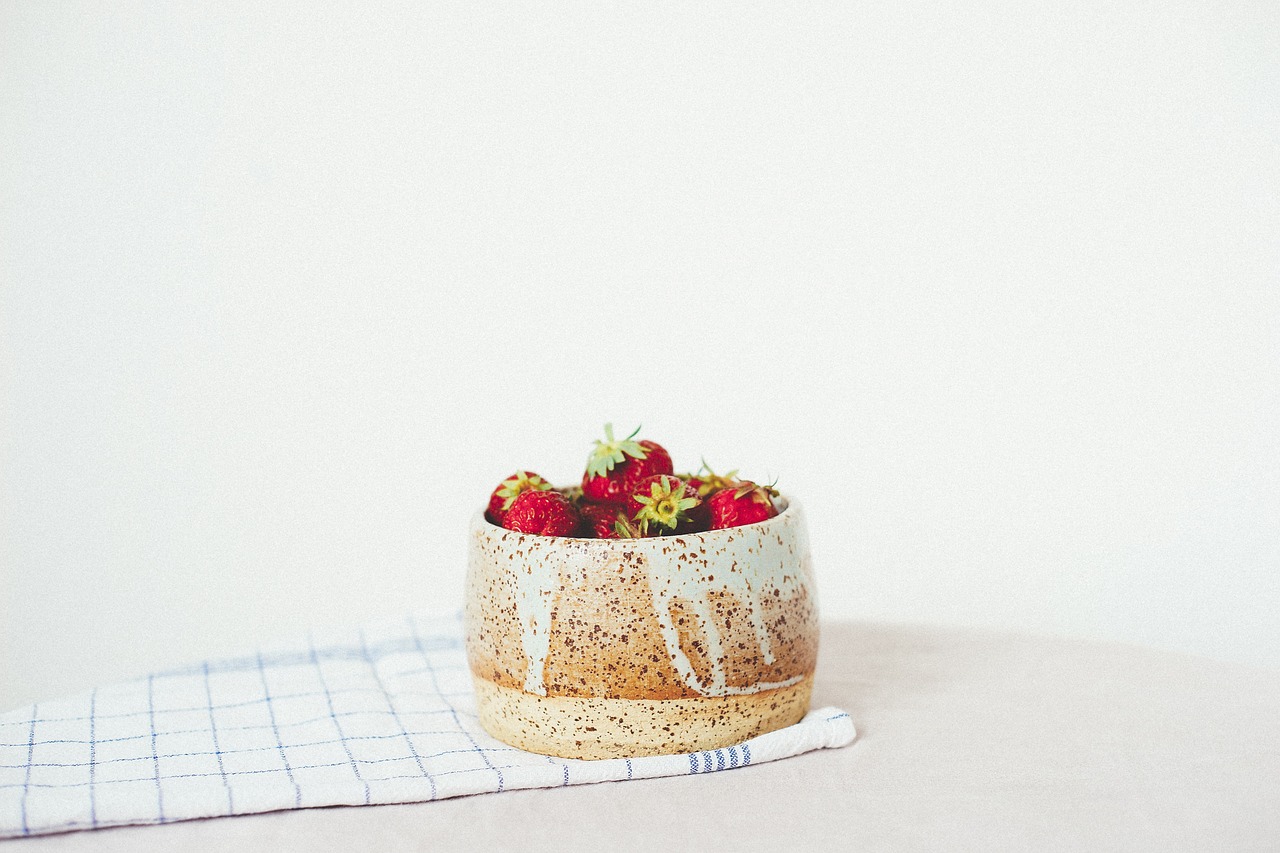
[
  {"left": 502, "top": 489, "right": 582, "bottom": 537},
  {"left": 707, "top": 481, "right": 779, "bottom": 529},
  {"left": 626, "top": 474, "right": 707, "bottom": 536},
  {"left": 581, "top": 424, "right": 674, "bottom": 504},
  {"left": 580, "top": 503, "right": 642, "bottom": 539},
  {"left": 486, "top": 471, "right": 552, "bottom": 525}
]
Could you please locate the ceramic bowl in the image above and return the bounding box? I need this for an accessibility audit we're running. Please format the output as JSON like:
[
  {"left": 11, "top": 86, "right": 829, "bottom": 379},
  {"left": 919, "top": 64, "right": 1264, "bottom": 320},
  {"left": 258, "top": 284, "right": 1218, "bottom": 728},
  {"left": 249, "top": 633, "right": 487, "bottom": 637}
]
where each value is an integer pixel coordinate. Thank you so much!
[{"left": 464, "top": 496, "right": 818, "bottom": 759}]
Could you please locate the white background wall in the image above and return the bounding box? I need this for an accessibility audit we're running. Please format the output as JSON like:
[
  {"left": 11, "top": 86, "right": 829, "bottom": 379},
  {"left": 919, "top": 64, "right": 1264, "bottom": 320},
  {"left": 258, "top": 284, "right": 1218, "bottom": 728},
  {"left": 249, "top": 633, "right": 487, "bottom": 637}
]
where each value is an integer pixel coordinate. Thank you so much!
[{"left": 2, "top": 1, "right": 1277, "bottom": 710}]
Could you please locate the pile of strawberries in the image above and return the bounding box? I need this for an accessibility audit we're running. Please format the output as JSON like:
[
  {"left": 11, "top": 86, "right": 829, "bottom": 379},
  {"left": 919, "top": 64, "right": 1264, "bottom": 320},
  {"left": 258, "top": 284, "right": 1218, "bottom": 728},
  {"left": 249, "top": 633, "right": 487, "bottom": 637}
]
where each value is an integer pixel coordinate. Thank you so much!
[{"left": 484, "top": 425, "right": 780, "bottom": 538}]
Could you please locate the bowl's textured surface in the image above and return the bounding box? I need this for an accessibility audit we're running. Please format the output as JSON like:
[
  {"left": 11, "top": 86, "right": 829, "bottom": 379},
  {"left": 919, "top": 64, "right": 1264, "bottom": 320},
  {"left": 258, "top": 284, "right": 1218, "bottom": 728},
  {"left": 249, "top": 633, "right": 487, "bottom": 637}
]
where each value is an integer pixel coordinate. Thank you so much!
[{"left": 464, "top": 498, "right": 819, "bottom": 758}]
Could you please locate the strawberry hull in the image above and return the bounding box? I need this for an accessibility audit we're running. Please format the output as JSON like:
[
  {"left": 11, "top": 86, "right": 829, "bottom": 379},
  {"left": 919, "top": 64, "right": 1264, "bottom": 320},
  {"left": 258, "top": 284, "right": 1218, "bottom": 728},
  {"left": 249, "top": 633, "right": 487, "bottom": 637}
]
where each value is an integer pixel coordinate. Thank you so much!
[{"left": 624, "top": 474, "right": 708, "bottom": 536}]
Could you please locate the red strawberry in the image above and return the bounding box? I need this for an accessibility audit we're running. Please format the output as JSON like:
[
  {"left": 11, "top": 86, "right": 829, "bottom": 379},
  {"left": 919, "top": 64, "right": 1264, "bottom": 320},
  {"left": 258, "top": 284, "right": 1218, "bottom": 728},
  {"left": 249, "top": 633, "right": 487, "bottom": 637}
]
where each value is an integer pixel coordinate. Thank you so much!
[
  {"left": 503, "top": 490, "right": 581, "bottom": 536},
  {"left": 486, "top": 471, "right": 552, "bottom": 525},
  {"left": 580, "top": 503, "right": 642, "bottom": 539},
  {"left": 626, "top": 474, "right": 707, "bottom": 536},
  {"left": 581, "top": 424, "right": 674, "bottom": 504},
  {"left": 707, "top": 482, "right": 779, "bottom": 529}
]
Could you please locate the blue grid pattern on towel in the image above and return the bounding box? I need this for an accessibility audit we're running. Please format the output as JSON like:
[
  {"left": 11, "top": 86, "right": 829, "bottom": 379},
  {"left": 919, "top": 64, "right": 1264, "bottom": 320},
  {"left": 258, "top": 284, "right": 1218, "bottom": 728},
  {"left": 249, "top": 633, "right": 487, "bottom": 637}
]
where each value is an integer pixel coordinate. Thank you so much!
[{"left": 0, "top": 611, "right": 856, "bottom": 839}]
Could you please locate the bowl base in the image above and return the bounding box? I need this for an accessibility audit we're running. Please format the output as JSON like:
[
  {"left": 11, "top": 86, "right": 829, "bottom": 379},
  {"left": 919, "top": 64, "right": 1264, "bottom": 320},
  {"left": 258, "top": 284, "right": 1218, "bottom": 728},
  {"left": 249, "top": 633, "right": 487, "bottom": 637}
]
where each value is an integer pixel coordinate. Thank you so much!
[{"left": 472, "top": 675, "right": 813, "bottom": 760}]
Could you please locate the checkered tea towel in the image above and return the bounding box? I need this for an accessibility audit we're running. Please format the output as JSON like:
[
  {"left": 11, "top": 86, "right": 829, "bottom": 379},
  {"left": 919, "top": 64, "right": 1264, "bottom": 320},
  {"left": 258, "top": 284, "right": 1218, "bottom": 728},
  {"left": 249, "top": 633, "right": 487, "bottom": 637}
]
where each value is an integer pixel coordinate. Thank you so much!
[{"left": 1, "top": 611, "right": 856, "bottom": 838}]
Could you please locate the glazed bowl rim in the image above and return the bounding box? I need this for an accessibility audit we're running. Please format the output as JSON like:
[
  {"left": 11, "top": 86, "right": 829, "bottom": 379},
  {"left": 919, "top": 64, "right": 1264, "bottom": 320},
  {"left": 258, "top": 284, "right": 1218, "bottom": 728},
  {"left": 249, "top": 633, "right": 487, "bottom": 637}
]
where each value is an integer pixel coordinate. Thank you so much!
[{"left": 473, "top": 494, "right": 798, "bottom": 549}]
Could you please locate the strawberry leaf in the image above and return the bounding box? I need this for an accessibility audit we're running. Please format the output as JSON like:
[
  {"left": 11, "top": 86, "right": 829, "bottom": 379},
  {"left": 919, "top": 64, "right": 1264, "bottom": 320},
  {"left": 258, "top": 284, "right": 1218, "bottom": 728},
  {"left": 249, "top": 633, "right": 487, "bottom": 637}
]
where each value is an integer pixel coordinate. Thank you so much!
[
  {"left": 496, "top": 471, "right": 551, "bottom": 511},
  {"left": 585, "top": 422, "right": 649, "bottom": 479}
]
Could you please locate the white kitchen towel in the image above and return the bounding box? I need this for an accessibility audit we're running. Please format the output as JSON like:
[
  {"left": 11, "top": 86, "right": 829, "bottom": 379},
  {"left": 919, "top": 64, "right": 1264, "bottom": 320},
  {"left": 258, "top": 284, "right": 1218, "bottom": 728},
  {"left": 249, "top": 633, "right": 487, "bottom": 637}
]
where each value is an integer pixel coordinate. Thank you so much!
[{"left": 0, "top": 611, "right": 855, "bottom": 838}]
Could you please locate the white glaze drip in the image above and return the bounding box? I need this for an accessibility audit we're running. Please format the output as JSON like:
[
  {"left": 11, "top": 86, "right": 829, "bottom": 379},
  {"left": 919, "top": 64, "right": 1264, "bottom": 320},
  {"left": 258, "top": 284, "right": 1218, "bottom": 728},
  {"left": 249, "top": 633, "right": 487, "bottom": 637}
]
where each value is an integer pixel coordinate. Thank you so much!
[
  {"left": 643, "top": 521, "right": 808, "bottom": 698},
  {"left": 649, "top": 579, "right": 709, "bottom": 695},
  {"left": 513, "top": 561, "right": 553, "bottom": 695},
  {"left": 513, "top": 543, "right": 597, "bottom": 695}
]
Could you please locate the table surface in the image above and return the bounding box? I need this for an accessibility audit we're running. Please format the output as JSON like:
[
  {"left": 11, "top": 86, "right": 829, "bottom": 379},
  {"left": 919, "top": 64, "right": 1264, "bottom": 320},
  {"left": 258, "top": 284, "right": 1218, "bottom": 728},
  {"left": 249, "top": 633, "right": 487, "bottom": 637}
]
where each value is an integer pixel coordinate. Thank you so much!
[{"left": 9, "top": 622, "right": 1280, "bottom": 852}]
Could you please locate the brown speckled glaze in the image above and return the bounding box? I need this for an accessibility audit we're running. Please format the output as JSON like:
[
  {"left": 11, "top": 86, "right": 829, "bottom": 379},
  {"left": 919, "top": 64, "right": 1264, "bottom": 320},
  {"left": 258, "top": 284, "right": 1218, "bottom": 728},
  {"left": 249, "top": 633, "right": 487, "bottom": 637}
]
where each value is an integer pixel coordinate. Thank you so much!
[{"left": 465, "top": 497, "right": 819, "bottom": 759}]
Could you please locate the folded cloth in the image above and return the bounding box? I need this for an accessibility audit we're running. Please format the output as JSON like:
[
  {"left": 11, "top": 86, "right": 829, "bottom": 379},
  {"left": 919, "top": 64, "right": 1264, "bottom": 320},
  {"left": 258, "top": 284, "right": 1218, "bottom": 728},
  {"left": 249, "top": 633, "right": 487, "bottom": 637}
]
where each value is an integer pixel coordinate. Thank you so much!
[{"left": 0, "top": 611, "right": 855, "bottom": 838}]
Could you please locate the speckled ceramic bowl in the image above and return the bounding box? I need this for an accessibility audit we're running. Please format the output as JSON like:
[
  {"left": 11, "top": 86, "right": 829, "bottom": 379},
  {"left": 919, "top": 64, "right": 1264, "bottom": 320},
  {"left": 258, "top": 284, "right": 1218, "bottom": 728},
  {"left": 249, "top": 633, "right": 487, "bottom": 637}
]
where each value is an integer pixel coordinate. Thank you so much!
[{"left": 464, "top": 497, "right": 818, "bottom": 759}]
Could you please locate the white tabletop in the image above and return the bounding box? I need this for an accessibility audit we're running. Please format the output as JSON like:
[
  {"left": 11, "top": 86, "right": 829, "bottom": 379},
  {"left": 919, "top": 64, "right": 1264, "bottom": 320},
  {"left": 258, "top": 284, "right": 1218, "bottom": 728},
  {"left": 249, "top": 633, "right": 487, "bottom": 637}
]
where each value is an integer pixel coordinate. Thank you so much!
[{"left": 10, "top": 622, "right": 1279, "bottom": 852}]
